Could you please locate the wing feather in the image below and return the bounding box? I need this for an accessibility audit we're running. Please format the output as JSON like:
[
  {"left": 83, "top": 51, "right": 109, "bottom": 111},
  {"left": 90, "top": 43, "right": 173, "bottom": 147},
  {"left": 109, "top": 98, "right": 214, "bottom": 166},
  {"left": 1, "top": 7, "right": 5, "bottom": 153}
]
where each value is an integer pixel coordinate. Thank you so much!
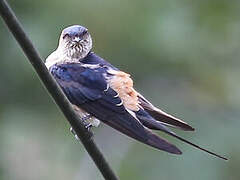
[
  {"left": 138, "top": 94, "right": 194, "bottom": 131},
  {"left": 50, "top": 63, "right": 182, "bottom": 154}
]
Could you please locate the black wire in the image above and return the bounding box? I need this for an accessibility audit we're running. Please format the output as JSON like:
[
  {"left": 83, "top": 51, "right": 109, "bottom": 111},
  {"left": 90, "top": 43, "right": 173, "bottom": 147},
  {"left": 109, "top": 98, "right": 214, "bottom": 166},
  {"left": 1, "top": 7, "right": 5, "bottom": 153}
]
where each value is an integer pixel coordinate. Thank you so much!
[{"left": 0, "top": 0, "right": 119, "bottom": 179}]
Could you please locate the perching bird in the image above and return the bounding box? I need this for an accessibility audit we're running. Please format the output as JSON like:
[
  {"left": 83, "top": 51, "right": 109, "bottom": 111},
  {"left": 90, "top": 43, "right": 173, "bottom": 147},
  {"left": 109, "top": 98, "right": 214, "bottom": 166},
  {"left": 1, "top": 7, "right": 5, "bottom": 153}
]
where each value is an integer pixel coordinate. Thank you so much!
[{"left": 45, "top": 25, "right": 227, "bottom": 160}]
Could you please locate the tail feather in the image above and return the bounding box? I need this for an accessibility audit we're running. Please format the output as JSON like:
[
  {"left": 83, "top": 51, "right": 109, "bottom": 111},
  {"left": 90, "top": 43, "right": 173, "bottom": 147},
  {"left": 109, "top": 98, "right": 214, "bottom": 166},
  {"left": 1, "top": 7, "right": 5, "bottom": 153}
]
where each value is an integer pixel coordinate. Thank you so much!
[
  {"left": 147, "top": 108, "right": 195, "bottom": 131},
  {"left": 103, "top": 115, "right": 182, "bottom": 154},
  {"left": 145, "top": 129, "right": 182, "bottom": 154},
  {"left": 167, "top": 132, "right": 228, "bottom": 160},
  {"left": 138, "top": 94, "right": 194, "bottom": 131},
  {"left": 137, "top": 111, "right": 228, "bottom": 160},
  {"left": 80, "top": 101, "right": 182, "bottom": 154}
]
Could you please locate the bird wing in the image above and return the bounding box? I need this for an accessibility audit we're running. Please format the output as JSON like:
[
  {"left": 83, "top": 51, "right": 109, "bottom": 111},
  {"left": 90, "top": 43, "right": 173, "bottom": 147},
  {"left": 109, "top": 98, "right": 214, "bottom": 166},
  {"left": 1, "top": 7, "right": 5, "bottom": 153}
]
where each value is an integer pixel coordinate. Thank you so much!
[
  {"left": 104, "top": 67, "right": 194, "bottom": 131},
  {"left": 50, "top": 63, "right": 181, "bottom": 154},
  {"left": 138, "top": 94, "right": 195, "bottom": 131}
]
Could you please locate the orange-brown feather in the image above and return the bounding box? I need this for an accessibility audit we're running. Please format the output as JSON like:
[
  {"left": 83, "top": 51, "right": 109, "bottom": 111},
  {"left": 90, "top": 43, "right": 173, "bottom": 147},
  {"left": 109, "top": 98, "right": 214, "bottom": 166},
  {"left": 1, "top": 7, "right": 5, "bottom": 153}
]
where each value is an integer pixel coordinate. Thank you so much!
[{"left": 107, "top": 71, "right": 140, "bottom": 111}]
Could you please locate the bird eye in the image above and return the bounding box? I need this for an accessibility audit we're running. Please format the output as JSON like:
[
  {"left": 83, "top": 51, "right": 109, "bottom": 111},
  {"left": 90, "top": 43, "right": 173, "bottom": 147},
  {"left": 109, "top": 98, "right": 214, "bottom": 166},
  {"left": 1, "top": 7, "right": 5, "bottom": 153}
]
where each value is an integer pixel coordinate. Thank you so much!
[
  {"left": 82, "top": 30, "right": 88, "bottom": 36},
  {"left": 63, "top": 33, "right": 70, "bottom": 39}
]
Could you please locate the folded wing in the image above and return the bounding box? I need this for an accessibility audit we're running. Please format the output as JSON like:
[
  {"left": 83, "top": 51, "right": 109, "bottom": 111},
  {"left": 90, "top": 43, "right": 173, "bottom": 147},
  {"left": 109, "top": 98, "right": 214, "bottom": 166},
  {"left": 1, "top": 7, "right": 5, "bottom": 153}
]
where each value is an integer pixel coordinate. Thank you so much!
[{"left": 50, "top": 63, "right": 182, "bottom": 154}]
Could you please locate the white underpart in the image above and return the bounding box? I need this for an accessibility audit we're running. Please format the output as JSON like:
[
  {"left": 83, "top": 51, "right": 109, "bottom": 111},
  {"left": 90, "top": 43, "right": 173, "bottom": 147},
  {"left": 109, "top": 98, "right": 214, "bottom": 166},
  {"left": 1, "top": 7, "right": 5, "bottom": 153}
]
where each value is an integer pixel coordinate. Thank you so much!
[
  {"left": 45, "top": 31, "right": 99, "bottom": 127},
  {"left": 45, "top": 33, "right": 92, "bottom": 69}
]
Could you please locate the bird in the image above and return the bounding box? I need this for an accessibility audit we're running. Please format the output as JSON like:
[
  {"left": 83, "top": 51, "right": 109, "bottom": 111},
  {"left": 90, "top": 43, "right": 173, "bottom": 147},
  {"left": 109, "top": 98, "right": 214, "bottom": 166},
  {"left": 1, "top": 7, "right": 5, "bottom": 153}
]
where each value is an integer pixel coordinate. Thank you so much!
[{"left": 45, "top": 25, "right": 227, "bottom": 160}]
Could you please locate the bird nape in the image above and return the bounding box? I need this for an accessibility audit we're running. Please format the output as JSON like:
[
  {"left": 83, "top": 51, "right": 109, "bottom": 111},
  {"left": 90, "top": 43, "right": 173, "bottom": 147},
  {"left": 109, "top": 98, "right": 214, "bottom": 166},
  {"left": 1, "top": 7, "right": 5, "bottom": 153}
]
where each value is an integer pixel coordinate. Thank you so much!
[{"left": 45, "top": 25, "right": 228, "bottom": 161}]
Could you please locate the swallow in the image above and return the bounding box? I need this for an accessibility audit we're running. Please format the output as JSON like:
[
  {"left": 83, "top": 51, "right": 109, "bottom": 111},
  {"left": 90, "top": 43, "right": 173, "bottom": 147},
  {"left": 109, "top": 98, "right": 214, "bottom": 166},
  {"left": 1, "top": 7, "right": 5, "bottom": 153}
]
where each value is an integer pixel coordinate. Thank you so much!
[{"left": 45, "top": 25, "right": 227, "bottom": 160}]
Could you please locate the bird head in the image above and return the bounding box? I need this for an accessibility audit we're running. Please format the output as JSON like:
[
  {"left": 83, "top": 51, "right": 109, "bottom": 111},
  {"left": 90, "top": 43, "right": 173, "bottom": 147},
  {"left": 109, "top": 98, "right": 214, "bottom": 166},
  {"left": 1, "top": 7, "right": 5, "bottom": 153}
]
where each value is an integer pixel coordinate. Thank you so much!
[{"left": 58, "top": 25, "right": 92, "bottom": 60}]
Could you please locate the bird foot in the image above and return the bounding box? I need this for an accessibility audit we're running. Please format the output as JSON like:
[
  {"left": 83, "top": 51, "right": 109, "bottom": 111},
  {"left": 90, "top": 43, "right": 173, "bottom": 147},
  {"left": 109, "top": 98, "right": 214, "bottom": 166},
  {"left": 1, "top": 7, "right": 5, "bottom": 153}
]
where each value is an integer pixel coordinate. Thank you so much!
[
  {"left": 81, "top": 114, "right": 93, "bottom": 130},
  {"left": 70, "top": 115, "right": 93, "bottom": 140},
  {"left": 81, "top": 114, "right": 92, "bottom": 123}
]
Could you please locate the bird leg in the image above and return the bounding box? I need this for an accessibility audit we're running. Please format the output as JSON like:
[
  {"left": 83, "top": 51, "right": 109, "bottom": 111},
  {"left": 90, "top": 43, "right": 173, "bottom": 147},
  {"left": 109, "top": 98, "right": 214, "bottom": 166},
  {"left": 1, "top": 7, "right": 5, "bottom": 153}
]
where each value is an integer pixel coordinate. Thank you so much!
[
  {"left": 70, "top": 114, "right": 93, "bottom": 140},
  {"left": 81, "top": 114, "right": 93, "bottom": 128}
]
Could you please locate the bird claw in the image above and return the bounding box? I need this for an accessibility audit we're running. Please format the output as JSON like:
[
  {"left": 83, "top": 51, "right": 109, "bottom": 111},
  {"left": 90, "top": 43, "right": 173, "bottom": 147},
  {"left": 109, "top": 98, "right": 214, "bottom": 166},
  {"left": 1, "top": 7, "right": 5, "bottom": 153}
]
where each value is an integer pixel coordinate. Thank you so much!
[
  {"left": 81, "top": 114, "right": 92, "bottom": 122},
  {"left": 85, "top": 123, "right": 93, "bottom": 131},
  {"left": 81, "top": 114, "right": 93, "bottom": 131},
  {"left": 70, "top": 115, "right": 93, "bottom": 140}
]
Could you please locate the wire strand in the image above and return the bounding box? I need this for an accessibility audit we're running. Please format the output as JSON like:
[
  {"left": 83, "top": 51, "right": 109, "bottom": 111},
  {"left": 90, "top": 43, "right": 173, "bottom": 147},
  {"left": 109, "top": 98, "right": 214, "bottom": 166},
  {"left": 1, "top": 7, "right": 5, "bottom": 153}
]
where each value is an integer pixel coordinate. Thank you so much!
[{"left": 0, "top": 0, "right": 119, "bottom": 179}]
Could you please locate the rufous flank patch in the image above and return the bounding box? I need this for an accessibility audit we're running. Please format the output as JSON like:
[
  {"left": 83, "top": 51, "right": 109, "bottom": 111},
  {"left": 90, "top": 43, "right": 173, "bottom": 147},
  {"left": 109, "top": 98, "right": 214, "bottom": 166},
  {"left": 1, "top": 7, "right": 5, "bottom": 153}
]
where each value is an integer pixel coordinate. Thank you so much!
[{"left": 108, "top": 70, "right": 140, "bottom": 111}]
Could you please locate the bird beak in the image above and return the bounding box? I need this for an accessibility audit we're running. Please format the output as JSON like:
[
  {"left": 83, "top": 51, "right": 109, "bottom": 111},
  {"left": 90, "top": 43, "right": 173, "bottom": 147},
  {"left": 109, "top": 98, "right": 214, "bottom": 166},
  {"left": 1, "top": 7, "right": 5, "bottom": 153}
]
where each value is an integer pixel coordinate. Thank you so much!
[{"left": 73, "top": 37, "right": 81, "bottom": 43}]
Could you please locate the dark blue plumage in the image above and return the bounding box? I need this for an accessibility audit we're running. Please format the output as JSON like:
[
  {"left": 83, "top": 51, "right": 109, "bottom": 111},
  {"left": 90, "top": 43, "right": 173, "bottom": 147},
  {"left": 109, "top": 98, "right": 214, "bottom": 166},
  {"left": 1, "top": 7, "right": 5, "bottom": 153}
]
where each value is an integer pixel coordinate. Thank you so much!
[
  {"left": 62, "top": 25, "right": 88, "bottom": 38},
  {"left": 49, "top": 54, "right": 228, "bottom": 159},
  {"left": 81, "top": 52, "right": 118, "bottom": 70},
  {"left": 46, "top": 25, "right": 227, "bottom": 160},
  {"left": 50, "top": 62, "right": 182, "bottom": 154}
]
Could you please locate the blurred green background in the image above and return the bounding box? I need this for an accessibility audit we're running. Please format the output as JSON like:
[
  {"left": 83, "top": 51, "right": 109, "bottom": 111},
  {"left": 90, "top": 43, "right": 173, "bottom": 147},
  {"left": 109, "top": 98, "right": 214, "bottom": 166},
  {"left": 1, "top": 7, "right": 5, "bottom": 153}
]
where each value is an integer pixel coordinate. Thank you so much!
[{"left": 0, "top": 0, "right": 239, "bottom": 179}]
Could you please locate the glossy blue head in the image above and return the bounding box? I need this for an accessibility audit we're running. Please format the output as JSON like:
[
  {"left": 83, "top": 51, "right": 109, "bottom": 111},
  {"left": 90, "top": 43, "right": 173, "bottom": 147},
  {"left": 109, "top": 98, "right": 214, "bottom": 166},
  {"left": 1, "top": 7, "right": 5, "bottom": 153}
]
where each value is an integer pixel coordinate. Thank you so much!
[
  {"left": 62, "top": 25, "right": 88, "bottom": 40},
  {"left": 58, "top": 25, "right": 93, "bottom": 59}
]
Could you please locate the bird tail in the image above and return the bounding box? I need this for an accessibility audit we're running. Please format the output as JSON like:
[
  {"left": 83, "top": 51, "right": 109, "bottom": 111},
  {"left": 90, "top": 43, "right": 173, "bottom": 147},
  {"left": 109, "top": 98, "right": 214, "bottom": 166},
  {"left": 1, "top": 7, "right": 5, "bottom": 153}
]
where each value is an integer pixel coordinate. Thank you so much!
[
  {"left": 137, "top": 110, "right": 228, "bottom": 161},
  {"left": 102, "top": 115, "right": 182, "bottom": 155},
  {"left": 138, "top": 94, "right": 194, "bottom": 131}
]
